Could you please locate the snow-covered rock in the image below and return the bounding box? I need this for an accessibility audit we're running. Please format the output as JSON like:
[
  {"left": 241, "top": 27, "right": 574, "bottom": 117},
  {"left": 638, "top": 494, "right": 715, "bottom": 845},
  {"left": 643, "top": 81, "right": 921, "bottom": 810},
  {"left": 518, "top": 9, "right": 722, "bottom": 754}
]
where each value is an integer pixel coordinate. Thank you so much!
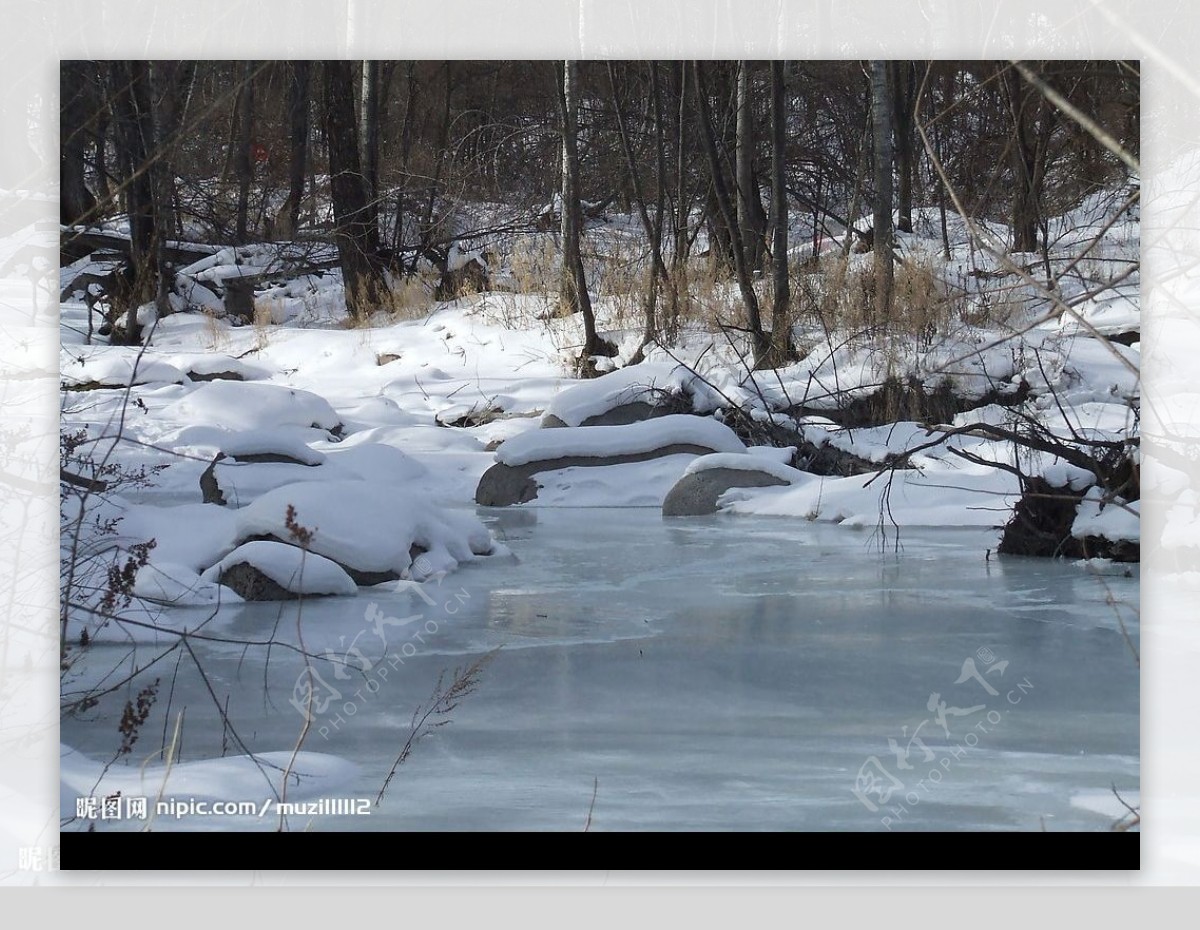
[
  {"left": 134, "top": 560, "right": 245, "bottom": 606},
  {"left": 231, "top": 480, "right": 494, "bottom": 582},
  {"left": 200, "top": 540, "right": 358, "bottom": 599},
  {"left": 61, "top": 347, "right": 185, "bottom": 388},
  {"left": 477, "top": 415, "right": 747, "bottom": 506},
  {"left": 663, "top": 454, "right": 807, "bottom": 517},
  {"left": 542, "top": 362, "right": 695, "bottom": 427},
  {"left": 165, "top": 380, "right": 343, "bottom": 434},
  {"left": 221, "top": 428, "right": 327, "bottom": 466},
  {"left": 497, "top": 414, "right": 744, "bottom": 466}
]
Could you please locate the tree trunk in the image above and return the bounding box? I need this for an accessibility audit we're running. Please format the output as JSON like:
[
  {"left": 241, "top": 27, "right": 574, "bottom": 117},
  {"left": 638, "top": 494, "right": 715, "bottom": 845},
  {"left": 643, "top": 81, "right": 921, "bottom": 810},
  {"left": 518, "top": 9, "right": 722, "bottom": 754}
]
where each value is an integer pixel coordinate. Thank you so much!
[
  {"left": 360, "top": 59, "right": 380, "bottom": 236},
  {"left": 1003, "top": 62, "right": 1040, "bottom": 253},
  {"left": 766, "top": 59, "right": 793, "bottom": 367},
  {"left": 60, "top": 60, "right": 98, "bottom": 227},
  {"left": 233, "top": 61, "right": 255, "bottom": 244},
  {"left": 693, "top": 61, "right": 769, "bottom": 364},
  {"left": 323, "top": 60, "right": 389, "bottom": 319},
  {"left": 278, "top": 61, "right": 310, "bottom": 239},
  {"left": 106, "top": 60, "right": 160, "bottom": 343},
  {"left": 607, "top": 62, "right": 669, "bottom": 358},
  {"left": 870, "top": 60, "right": 894, "bottom": 324},
  {"left": 735, "top": 61, "right": 768, "bottom": 271},
  {"left": 889, "top": 60, "right": 917, "bottom": 234},
  {"left": 672, "top": 60, "right": 690, "bottom": 329},
  {"left": 556, "top": 60, "right": 603, "bottom": 367}
]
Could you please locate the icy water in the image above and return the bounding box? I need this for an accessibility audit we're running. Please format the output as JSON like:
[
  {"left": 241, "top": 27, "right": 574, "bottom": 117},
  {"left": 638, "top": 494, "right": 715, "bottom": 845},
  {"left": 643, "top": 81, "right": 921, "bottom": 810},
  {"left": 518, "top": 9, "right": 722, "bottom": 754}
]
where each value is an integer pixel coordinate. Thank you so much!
[{"left": 63, "top": 509, "right": 1139, "bottom": 832}]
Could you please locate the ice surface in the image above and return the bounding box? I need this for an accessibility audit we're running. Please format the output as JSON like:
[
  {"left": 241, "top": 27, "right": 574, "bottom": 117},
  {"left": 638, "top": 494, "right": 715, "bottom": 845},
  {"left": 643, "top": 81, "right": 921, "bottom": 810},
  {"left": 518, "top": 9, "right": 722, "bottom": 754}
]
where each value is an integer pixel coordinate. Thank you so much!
[{"left": 61, "top": 511, "right": 1138, "bottom": 832}]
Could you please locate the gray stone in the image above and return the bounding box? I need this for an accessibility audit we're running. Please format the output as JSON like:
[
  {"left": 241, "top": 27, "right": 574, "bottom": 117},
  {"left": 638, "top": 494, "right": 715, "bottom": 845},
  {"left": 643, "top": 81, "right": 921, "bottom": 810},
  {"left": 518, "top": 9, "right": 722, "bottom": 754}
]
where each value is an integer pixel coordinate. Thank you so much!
[
  {"left": 200, "top": 453, "right": 227, "bottom": 505},
  {"left": 475, "top": 443, "right": 726, "bottom": 507},
  {"left": 218, "top": 561, "right": 308, "bottom": 601},
  {"left": 662, "top": 466, "right": 789, "bottom": 517},
  {"left": 541, "top": 398, "right": 690, "bottom": 429},
  {"left": 186, "top": 369, "right": 244, "bottom": 382}
]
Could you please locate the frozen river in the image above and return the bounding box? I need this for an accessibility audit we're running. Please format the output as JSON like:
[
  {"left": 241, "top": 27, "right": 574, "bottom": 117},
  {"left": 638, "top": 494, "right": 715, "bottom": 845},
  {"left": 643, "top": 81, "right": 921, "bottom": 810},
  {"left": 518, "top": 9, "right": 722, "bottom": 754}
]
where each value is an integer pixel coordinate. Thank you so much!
[{"left": 62, "top": 508, "right": 1139, "bottom": 832}]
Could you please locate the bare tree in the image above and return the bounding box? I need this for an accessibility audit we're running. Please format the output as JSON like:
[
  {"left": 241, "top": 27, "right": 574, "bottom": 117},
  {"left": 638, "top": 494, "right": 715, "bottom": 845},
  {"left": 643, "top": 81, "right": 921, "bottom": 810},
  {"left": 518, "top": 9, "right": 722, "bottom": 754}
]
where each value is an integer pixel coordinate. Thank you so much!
[
  {"left": 735, "top": 61, "right": 768, "bottom": 271},
  {"left": 323, "top": 60, "right": 390, "bottom": 319},
  {"left": 889, "top": 60, "right": 918, "bottom": 234},
  {"left": 276, "top": 62, "right": 310, "bottom": 240},
  {"left": 232, "top": 61, "right": 255, "bottom": 244},
  {"left": 1002, "top": 60, "right": 1052, "bottom": 254},
  {"left": 360, "top": 59, "right": 380, "bottom": 236},
  {"left": 693, "top": 61, "right": 770, "bottom": 365},
  {"left": 766, "top": 59, "right": 794, "bottom": 367},
  {"left": 556, "top": 60, "right": 605, "bottom": 369},
  {"left": 60, "top": 60, "right": 98, "bottom": 228},
  {"left": 870, "top": 59, "right": 894, "bottom": 323}
]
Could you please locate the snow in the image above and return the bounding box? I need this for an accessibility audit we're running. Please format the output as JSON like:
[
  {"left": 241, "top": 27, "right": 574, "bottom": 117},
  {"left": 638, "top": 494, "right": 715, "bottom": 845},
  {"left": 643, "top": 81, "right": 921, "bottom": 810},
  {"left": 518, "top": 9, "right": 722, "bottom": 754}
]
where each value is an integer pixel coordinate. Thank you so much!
[
  {"left": 200, "top": 540, "right": 359, "bottom": 596},
  {"left": 543, "top": 361, "right": 695, "bottom": 426},
  {"left": 231, "top": 480, "right": 494, "bottom": 580},
  {"left": 495, "top": 414, "right": 746, "bottom": 466},
  {"left": 1043, "top": 461, "right": 1097, "bottom": 492},
  {"left": 164, "top": 380, "right": 343, "bottom": 433},
  {"left": 723, "top": 459, "right": 1021, "bottom": 528},
  {"left": 166, "top": 352, "right": 268, "bottom": 381},
  {"left": 119, "top": 503, "right": 238, "bottom": 572},
  {"left": 529, "top": 454, "right": 697, "bottom": 508},
  {"left": 683, "top": 452, "right": 808, "bottom": 484},
  {"left": 1073, "top": 487, "right": 1140, "bottom": 543},
  {"left": 133, "top": 560, "right": 244, "bottom": 606},
  {"left": 221, "top": 427, "right": 328, "bottom": 465},
  {"left": 57, "top": 178, "right": 1140, "bottom": 832},
  {"left": 61, "top": 346, "right": 185, "bottom": 387}
]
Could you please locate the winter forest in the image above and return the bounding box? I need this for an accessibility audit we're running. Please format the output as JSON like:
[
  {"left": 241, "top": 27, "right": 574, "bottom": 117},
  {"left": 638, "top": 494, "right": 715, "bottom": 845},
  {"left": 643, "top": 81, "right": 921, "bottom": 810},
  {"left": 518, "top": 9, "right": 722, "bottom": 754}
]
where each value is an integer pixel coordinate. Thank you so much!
[{"left": 58, "top": 60, "right": 1140, "bottom": 837}]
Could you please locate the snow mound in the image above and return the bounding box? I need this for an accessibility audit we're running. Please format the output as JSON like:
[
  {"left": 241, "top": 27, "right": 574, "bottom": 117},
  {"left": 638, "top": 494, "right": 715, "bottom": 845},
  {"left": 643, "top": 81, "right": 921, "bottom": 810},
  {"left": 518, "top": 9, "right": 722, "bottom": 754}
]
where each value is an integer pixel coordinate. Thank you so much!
[
  {"left": 167, "top": 352, "right": 269, "bottom": 381},
  {"left": 232, "top": 480, "right": 494, "bottom": 581},
  {"left": 222, "top": 427, "right": 327, "bottom": 466},
  {"left": 496, "top": 414, "right": 745, "bottom": 466},
  {"left": 543, "top": 362, "right": 695, "bottom": 427},
  {"left": 61, "top": 347, "right": 185, "bottom": 387},
  {"left": 1059, "top": 288, "right": 1139, "bottom": 337},
  {"left": 201, "top": 540, "right": 358, "bottom": 596},
  {"left": 134, "top": 560, "right": 245, "bottom": 606},
  {"left": 166, "top": 381, "right": 343, "bottom": 433},
  {"left": 683, "top": 453, "right": 807, "bottom": 484},
  {"left": 1073, "top": 487, "right": 1139, "bottom": 543}
]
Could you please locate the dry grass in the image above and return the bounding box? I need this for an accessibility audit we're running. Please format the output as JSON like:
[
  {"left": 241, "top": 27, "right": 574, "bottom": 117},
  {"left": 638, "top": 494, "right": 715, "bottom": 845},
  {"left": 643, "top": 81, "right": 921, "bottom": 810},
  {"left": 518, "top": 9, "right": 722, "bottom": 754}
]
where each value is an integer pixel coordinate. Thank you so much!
[{"left": 509, "top": 236, "right": 559, "bottom": 295}]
